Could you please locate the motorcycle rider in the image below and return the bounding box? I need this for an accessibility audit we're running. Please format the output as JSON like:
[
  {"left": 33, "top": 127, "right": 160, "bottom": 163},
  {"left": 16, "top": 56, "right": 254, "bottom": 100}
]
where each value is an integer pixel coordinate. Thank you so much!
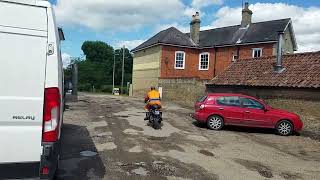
[{"left": 144, "top": 86, "right": 161, "bottom": 120}]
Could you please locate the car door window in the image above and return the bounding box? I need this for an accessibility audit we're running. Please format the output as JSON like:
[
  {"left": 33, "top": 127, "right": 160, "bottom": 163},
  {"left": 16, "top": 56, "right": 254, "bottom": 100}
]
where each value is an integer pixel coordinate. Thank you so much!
[
  {"left": 241, "top": 98, "right": 264, "bottom": 110},
  {"left": 197, "top": 95, "right": 207, "bottom": 103},
  {"left": 217, "top": 96, "right": 241, "bottom": 107}
]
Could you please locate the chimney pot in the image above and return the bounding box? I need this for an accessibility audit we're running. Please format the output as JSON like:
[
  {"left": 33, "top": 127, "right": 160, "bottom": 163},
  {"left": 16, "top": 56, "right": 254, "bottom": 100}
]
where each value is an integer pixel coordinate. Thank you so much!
[{"left": 244, "top": 2, "right": 249, "bottom": 9}]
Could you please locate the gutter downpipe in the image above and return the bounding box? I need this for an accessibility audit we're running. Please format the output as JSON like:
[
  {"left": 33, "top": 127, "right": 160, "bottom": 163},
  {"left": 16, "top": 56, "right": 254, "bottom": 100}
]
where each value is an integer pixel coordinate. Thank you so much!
[{"left": 213, "top": 47, "right": 217, "bottom": 77}]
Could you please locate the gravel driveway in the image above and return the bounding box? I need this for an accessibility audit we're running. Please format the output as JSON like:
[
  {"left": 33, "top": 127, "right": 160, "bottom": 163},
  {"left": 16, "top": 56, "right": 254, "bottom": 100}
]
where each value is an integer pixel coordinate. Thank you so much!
[{"left": 56, "top": 93, "right": 320, "bottom": 180}]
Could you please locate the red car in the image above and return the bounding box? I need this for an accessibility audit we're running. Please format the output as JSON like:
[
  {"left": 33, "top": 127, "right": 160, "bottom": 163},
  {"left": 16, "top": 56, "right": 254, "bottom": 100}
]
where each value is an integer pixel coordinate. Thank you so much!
[{"left": 193, "top": 93, "right": 303, "bottom": 136}]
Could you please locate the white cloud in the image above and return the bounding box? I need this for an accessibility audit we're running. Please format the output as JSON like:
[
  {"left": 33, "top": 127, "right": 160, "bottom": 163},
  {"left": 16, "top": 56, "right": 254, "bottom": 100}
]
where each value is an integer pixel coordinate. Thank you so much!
[
  {"left": 191, "top": 0, "right": 223, "bottom": 9},
  {"left": 212, "top": 3, "right": 320, "bottom": 52},
  {"left": 62, "top": 53, "right": 72, "bottom": 68},
  {"left": 184, "top": 7, "right": 199, "bottom": 17},
  {"left": 54, "top": 0, "right": 186, "bottom": 31},
  {"left": 154, "top": 23, "right": 190, "bottom": 33},
  {"left": 115, "top": 40, "right": 146, "bottom": 50}
]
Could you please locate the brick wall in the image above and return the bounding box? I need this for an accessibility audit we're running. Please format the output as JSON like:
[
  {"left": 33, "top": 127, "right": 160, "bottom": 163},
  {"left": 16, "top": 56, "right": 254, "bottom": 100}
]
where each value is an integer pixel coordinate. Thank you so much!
[
  {"left": 132, "top": 45, "right": 162, "bottom": 97},
  {"left": 239, "top": 43, "right": 275, "bottom": 59},
  {"left": 215, "top": 46, "right": 236, "bottom": 76},
  {"left": 159, "top": 78, "right": 209, "bottom": 107},
  {"left": 161, "top": 46, "right": 215, "bottom": 80},
  {"left": 160, "top": 43, "right": 276, "bottom": 79}
]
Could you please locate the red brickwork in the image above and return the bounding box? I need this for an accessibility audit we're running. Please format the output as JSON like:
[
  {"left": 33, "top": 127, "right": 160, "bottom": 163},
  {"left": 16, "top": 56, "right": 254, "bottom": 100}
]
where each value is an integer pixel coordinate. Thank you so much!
[{"left": 160, "top": 43, "right": 276, "bottom": 80}]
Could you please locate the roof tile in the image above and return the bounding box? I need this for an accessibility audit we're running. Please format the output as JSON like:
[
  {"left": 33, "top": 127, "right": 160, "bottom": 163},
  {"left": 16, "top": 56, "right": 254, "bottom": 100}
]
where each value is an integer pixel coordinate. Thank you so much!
[{"left": 210, "top": 52, "right": 320, "bottom": 88}]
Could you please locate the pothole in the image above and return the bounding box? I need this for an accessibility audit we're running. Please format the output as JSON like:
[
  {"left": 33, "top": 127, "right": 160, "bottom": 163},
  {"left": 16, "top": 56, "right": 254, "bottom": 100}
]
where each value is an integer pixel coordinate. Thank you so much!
[
  {"left": 152, "top": 161, "right": 176, "bottom": 176},
  {"left": 235, "top": 159, "right": 273, "bottom": 178},
  {"left": 116, "top": 115, "right": 129, "bottom": 118},
  {"left": 198, "top": 150, "right": 215, "bottom": 157},
  {"left": 80, "top": 151, "right": 97, "bottom": 157},
  {"left": 131, "top": 167, "right": 149, "bottom": 176},
  {"left": 147, "top": 136, "right": 167, "bottom": 141}
]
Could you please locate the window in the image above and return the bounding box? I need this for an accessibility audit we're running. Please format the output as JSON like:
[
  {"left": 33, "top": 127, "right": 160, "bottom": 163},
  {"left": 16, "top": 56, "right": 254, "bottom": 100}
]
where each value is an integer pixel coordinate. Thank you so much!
[
  {"left": 241, "top": 98, "right": 264, "bottom": 110},
  {"left": 232, "top": 55, "right": 238, "bottom": 62},
  {"left": 175, "top": 51, "right": 185, "bottom": 69},
  {"left": 217, "top": 96, "right": 241, "bottom": 107},
  {"left": 197, "top": 95, "right": 207, "bottom": 103},
  {"left": 199, "top": 52, "right": 209, "bottom": 70},
  {"left": 252, "top": 48, "right": 262, "bottom": 58}
]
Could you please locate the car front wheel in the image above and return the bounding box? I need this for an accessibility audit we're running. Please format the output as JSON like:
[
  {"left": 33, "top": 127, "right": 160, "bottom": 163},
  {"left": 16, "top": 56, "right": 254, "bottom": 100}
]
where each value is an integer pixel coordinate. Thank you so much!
[
  {"left": 207, "top": 115, "right": 224, "bottom": 130},
  {"left": 276, "top": 120, "right": 293, "bottom": 136}
]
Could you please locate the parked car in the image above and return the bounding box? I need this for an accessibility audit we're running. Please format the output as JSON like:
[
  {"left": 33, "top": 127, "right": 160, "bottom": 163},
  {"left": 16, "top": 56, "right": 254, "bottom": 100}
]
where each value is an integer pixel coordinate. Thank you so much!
[
  {"left": 193, "top": 93, "right": 303, "bottom": 136},
  {"left": 0, "top": 0, "right": 64, "bottom": 179}
]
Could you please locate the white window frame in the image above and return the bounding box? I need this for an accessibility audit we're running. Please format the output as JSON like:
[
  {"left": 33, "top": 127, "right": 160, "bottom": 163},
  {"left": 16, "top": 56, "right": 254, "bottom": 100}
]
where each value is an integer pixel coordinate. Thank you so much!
[
  {"left": 232, "top": 54, "right": 238, "bottom": 62},
  {"left": 199, "top": 52, "right": 210, "bottom": 70},
  {"left": 252, "top": 48, "right": 263, "bottom": 58},
  {"left": 174, "top": 51, "right": 185, "bottom": 69}
]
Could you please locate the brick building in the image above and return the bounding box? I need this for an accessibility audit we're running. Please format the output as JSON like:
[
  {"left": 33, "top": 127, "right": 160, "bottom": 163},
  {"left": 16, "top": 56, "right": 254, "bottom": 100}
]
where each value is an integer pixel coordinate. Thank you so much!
[{"left": 131, "top": 2, "right": 297, "bottom": 96}]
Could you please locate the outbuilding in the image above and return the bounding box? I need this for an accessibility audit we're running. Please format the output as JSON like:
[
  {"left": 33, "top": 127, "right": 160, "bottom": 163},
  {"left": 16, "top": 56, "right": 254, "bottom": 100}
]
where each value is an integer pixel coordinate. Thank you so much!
[{"left": 206, "top": 52, "right": 320, "bottom": 100}]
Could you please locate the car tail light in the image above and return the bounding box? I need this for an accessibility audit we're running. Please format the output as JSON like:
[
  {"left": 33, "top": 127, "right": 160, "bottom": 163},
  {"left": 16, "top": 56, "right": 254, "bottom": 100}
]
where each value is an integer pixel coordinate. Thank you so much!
[
  {"left": 41, "top": 166, "right": 49, "bottom": 175},
  {"left": 199, "top": 104, "right": 205, "bottom": 110},
  {"left": 42, "top": 88, "right": 61, "bottom": 142}
]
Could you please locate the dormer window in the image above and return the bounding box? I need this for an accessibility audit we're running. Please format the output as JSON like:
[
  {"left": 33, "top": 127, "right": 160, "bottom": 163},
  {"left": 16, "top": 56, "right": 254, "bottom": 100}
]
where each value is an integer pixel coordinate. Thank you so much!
[{"left": 252, "top": 48, "right": 262, "bottom": 58}]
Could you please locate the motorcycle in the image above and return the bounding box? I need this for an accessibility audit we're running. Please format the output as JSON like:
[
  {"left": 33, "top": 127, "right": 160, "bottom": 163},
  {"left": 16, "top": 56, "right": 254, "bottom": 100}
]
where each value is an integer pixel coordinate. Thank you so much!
[{"left": 148, "top": 105, "right": 162, "bottom": 130}]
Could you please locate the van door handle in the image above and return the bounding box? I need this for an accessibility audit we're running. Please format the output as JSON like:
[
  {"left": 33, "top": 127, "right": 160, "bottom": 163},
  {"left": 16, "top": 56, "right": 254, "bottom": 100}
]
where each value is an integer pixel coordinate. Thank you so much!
[
  {"left": 219, "top": 108, "right": 224, "bottom": 110},
  {"left": 245, "top": 111, "right": 250, "bottom": 113}
]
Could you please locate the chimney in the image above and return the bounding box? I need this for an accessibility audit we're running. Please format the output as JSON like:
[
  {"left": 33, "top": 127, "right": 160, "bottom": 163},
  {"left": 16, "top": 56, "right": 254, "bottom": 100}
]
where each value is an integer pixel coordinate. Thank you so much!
[
  {"left": 274, "top": 31, "right": 285, "bottom": 73},
  {"left": 190, "top": 12, "right": 201, "bottom": 44},
  {"left": 241, "top": 2, "right": 252, "bottom": 27}
]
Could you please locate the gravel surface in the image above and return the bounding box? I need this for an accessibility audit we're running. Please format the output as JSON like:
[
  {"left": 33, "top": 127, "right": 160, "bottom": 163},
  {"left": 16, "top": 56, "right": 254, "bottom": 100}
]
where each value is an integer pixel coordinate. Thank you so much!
[{"left": 56, "top": 93, "right": 320, "bottom": 180}]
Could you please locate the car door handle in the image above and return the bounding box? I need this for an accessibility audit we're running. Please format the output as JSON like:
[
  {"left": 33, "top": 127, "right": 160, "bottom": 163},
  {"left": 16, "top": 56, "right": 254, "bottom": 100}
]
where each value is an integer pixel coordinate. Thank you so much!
[
  {"left": 244, "top": 111, "right": 250, "bottom": 113},
  {"left": 219, "top": 108, "right": 224, "bottom": 110}
]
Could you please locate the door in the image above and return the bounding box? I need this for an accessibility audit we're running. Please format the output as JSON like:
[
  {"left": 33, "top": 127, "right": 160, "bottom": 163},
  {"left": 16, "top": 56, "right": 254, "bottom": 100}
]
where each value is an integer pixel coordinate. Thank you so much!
[
  {"left": 216, "top": 96, "right": 244, "bottom": 125},
  {"left": 240, "top": 98, "right": 273, "bottom": 127},
  {"left": 0, "top": 2, "right": 47, "bottom": 163}
]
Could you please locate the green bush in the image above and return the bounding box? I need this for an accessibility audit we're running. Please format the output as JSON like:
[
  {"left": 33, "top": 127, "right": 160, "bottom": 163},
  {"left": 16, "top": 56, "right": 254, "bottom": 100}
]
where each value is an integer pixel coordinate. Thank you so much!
[{"left": 78, "top": 83, "right": 92, "bottom": 92}]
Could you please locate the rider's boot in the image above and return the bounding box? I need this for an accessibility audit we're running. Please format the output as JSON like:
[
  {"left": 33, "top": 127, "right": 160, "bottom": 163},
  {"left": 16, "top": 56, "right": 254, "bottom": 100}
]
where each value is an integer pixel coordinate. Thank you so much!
[{"left": 144, "top": 112, "right": 150, "bottom": 120}]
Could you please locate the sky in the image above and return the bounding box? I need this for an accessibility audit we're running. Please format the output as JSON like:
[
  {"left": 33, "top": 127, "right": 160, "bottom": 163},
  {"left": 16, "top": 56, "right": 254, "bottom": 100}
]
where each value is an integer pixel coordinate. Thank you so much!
[{"left": 48, "top": 0, "right": 320, "bottom": 66}]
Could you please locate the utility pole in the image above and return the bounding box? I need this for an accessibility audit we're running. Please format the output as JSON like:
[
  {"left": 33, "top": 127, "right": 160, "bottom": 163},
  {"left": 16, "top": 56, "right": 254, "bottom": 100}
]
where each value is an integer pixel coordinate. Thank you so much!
[
  {"left": 121, "top": 45, "right": 125, "bottom": 94},
  {"left": 112, "top": 50, "right": 116, "bottom": 94}
]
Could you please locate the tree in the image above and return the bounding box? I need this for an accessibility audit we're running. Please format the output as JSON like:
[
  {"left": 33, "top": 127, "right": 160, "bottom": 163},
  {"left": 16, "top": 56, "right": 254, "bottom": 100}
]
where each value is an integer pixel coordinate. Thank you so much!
[
  {"left": 81, "top": 41, "right": 114, "bottom": 63},
  {"left": 70, "top": 41, "right": 134, "bottom": 92}
]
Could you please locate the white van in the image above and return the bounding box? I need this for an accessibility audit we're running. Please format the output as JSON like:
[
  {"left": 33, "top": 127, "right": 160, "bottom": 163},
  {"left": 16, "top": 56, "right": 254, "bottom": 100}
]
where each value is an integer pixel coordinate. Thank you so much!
[{"left": 0, "top": 0, "right": 64, "bottom": 179}]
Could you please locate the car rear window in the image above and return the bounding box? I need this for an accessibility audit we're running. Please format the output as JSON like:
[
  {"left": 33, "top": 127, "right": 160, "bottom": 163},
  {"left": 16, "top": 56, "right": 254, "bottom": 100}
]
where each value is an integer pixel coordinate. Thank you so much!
[
  {"left": 217, "top": 96, "right": 240, "bottom": 107},
  {"left": 197, "top": 95, "right": 207, "bottom": 103}
]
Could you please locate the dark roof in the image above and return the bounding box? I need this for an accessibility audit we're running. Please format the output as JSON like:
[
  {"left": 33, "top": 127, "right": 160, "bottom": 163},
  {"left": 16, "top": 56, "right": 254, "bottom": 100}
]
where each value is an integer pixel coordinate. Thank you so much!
[
  {"left": 132, "top": 27, "right": 196, "bottom": 52},
  {"left": 209, "top": 52, "right": 320, "bottom": 89},
  {"left": 132, "top": 18, "right": 296, "bottom": 52}
]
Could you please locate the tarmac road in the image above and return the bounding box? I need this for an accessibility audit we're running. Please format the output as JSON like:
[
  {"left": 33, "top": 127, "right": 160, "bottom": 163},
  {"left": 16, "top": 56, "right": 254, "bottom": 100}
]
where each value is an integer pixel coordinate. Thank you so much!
[{"left": 56, "top": 93, "right": 320, "bottom": 180}]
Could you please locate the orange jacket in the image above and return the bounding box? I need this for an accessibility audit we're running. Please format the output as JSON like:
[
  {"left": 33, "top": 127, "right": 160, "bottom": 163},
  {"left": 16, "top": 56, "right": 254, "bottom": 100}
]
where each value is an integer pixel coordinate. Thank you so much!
[{"left": 145, "top": 90, "right": 161, "bottom": 107}]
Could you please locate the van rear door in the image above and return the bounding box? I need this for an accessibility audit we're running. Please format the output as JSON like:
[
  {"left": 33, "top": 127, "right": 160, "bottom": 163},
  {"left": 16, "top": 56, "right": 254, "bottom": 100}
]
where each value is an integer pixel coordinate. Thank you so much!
[{"left": 0, "top": 1, "right": 48, "bottom": 163}]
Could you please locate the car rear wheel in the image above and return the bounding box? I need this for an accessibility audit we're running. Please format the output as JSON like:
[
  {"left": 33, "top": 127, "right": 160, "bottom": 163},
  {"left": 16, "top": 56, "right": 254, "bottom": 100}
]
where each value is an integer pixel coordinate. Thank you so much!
[
  {"left": 207, "top": 115, "right": 224, "bottom": 130},
  {"left": 276, "top": 120, "right": 293, "bottom": 136}
]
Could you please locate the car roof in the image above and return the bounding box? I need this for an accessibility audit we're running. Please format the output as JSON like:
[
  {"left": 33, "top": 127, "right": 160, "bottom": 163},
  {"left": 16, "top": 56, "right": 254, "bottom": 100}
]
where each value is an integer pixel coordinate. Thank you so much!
[{"left": 207, "top": 93, "right": 253, "bottom": 98}]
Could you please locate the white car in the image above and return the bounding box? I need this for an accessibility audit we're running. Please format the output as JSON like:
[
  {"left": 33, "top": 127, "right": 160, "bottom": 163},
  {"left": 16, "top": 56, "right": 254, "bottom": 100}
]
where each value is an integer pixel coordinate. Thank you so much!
[{"left": 0, "top": 0, "right": 64, "bottom": 179}]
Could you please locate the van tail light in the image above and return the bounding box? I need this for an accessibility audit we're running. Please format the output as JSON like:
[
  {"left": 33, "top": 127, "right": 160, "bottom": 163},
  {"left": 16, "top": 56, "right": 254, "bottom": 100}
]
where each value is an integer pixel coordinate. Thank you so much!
[{"left": 42, "top": 88, "right": 61, "bottom": 142}]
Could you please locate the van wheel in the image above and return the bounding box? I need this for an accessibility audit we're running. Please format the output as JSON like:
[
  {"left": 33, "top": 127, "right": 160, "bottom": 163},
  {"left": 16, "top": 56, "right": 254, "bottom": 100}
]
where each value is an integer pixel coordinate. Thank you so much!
[
  {"left": 276, "top": 120, "right": 293, "bottom": 136},
  {"left": 207, "top": 115, "right": 224, "bottom": 130}
]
